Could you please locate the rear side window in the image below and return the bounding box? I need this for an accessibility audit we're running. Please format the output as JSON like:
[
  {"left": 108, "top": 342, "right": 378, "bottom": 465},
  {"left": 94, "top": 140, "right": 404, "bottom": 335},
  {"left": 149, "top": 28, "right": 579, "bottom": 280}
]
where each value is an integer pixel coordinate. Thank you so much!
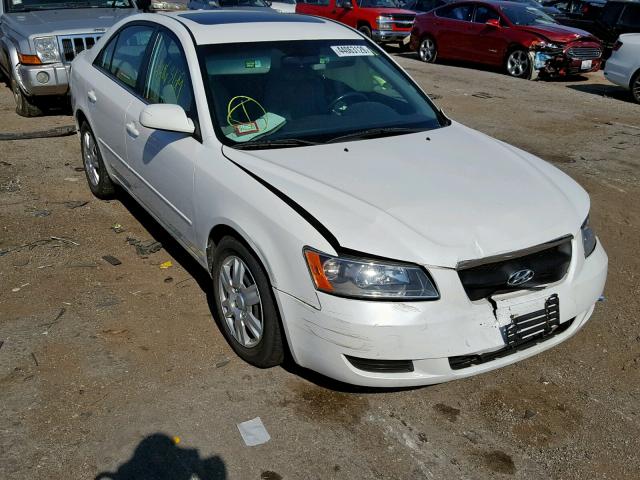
[
  {"left": 619, "top": 4, "right": 640, "bottom": 27},
  {"left": 437, "top": 4, "right": 474, "bottom": 21},
  {"left": 109, "top": 25, "right": 154, "bottom": 89},
  {"left": 143, "top": 30, "right": 194, "bottom": 115},
  {"left": 474, "top": 5, "right": 500, "bottom": 23},
  {"left": 601, "top": 2, "right": 625, "bottom": 25}
]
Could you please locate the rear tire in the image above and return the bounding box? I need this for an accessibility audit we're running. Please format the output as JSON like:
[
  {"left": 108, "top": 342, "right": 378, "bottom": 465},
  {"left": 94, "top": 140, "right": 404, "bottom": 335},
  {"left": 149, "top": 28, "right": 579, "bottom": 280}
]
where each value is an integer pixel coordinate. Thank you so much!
[
  {"left": 631, "top": 70, "right": 640, "bottom": 104},
  {"left": 419, "top": 36, "right": 437, "bottom": 63},
  {"left": 79, "top": 122, "right": 115, "bottom": 199},
  {"left": 11, "top": 74, "right": 42, "bottom": 117},
  {"left": 211, "top": 236, "right": 284, "bottom": 368}
]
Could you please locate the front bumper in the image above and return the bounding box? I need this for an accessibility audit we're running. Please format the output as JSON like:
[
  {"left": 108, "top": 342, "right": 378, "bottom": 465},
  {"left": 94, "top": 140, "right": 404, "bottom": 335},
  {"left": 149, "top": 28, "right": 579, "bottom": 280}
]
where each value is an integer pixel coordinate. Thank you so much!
[
  {"left": 371, "top": 30, "right": 410, "bottom": 44},
  {"left": 16, "top": 63, "right": 70, "bottom": 97},
  {"left": 533, "top": 49, "right": 602, "bottom": 77},
  {"left": 276, "top": 240, "right": 607, "bottom": 387}
]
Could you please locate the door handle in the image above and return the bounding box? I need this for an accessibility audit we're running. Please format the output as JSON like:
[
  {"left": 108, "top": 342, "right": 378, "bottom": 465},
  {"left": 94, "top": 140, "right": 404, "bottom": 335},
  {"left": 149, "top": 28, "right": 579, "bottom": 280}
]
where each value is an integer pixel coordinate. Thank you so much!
[
  {"left": 126, "top": 122, "right": 139, "bottom": 138},
  {"left": 87, "top": 90, "right": 97, "bottom": 103}
]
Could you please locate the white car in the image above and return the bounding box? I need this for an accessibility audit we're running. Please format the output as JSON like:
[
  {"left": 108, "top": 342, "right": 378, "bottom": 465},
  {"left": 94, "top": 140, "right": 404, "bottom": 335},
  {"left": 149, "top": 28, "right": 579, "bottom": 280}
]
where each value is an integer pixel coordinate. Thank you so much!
[
  {"left": 604, "top": 33, "right": 640, "bottom": 104},
  {"left": 69, "top": 10, "right": 607, "bottom": 387}
]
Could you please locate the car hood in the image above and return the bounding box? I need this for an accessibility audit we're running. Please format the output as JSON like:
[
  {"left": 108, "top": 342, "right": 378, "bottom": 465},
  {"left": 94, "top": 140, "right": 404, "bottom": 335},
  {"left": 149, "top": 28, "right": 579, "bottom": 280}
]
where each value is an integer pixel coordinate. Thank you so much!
[
  {"left": 3, "top": 8, "right": 136, "bottom": 38},
  {"left": 222, "top": 123, "right": 589, "bottom": 268},
  {"left": 518, "top": 24, "right": 598, "bottom": 43},
  {"left": 360, "top": 8, "right": 415, "bottom": 15}
]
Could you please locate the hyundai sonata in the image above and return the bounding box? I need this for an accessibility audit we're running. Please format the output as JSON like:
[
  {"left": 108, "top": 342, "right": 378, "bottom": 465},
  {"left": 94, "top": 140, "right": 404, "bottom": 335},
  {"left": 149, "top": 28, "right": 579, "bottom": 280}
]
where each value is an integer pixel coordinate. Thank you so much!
[{"left": 69, "top": 10, "right": 607, "bottom": 387}]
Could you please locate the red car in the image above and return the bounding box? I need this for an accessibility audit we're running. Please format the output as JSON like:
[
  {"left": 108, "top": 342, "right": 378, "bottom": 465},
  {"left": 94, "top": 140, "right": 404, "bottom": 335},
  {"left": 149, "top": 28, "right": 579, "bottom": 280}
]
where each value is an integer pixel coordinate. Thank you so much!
[
  {"left": 296, "top": 0, "right": 416, "bottom": 45},
  {"left": 410, "top": 0, "right": 603, "bottom": 78}
]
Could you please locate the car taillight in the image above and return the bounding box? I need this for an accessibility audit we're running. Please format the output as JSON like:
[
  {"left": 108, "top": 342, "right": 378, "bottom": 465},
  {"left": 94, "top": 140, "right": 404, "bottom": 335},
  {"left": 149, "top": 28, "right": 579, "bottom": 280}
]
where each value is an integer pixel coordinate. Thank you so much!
[{"left": 613, "top": 40, "right": 623, "bottom": 51}]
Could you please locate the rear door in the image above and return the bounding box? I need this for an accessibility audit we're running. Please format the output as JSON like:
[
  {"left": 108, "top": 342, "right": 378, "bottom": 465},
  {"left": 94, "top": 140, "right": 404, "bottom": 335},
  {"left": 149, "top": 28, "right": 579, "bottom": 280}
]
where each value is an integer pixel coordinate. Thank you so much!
[
  {"left": 88, "top": 24, "right": 155, "bottom": 187},
  {"left": 468, "top": 3, "right": 506, "bottom": 65},
  {"left": 123, "top": 27, "right": 202, "bottom": 245}
]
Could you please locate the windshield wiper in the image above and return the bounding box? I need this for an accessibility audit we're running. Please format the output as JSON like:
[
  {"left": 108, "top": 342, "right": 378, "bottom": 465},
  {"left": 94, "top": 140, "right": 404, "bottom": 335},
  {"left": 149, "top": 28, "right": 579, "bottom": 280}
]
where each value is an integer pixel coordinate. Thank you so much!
[
  {"left": 232, "top": 138, "right": 319, "bottom": 150},
  {"left": 326, "top": 127, "right": 427, "bottom": 144}
]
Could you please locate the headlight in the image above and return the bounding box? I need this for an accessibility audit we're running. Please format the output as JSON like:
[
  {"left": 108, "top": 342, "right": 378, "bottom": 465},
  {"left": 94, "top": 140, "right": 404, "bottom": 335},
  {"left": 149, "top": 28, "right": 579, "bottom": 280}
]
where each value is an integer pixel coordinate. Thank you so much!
[
  {"left": 33, "top": 36, "right": 60, "bottom": 64},
  {"left": 536, "top": 40, "right": 561, "bottom": 51},
  {"left": 303, "top": 248, "right": 439, "bottom": 300},
  {"left": 376, "top": 15, "right": 394, "bottom": 31},
  {"left": 581, "top": 216, "right": 597, "bottom": 258}
]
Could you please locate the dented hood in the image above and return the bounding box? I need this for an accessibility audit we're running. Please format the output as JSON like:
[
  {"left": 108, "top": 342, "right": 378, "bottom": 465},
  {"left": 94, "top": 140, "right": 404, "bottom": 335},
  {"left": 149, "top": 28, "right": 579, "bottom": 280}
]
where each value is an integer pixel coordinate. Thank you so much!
[
  {"left": 518, "top": 24, "right": 598, "bottom": 43},
  {"left": 222, "top": 123, "right": 589, "bottom": 268}
]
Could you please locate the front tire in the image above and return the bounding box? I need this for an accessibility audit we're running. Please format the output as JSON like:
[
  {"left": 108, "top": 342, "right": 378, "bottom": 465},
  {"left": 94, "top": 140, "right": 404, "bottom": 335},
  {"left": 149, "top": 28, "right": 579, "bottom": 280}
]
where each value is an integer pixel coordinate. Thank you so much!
[
  {"left": 505, "top": 48, "right": 532, "bottom": 79},
  {"left": 358, "top": 25, "right": 372, "bottom": 38},
  {"left": 212, "top": 236, "right": 284, "bottom": 368},
  {"left": 419, "top": 36, "right": 437, "bottom": 63},
  {"left": 631, "top": 70, "right": 640, "bottom": 104},
  {"left": 80, "top": 122, "right": 115, "bottom": 199},
  {"left": 11, "top": 74, "right": 42, "bottom": 117}
]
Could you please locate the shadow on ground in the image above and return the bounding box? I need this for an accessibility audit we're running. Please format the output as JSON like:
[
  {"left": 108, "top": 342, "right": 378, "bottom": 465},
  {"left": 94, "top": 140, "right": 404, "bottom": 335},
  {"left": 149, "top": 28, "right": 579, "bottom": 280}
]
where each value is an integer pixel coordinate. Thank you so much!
[
  {"left": 566, "top": 83, "right": 635, "bottom": 103},
  {"left": 95, "top": 433, "right": 226, "bottom": 480}
]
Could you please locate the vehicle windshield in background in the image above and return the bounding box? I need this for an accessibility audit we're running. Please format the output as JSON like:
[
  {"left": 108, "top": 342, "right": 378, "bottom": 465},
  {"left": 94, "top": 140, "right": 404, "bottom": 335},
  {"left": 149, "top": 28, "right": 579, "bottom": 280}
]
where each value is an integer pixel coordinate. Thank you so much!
[
  {"left": 500, "top": 5, "right": 557, "bottom": 25},
  {"left": 358, "top": 0, "right": 398, "bottom": 9},
  {"left": 5, "top": 0, "right": 134, "bottom": 11},
  {"left": 200, "top": 40, "right": 445, "bottom": 147},
  {"left": 217, "top": 0, "right": 270, "bottom": 7}
]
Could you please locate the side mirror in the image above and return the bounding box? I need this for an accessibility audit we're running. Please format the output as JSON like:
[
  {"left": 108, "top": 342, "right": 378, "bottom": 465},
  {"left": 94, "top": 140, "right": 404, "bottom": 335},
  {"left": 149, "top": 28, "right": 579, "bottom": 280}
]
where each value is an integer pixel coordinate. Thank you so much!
[
  {"left": 343, "top": 0, "right": 353, "bottom": 8},
  {"left": 486, "top": 18, "right": 501, "bottom": 28},
  {"left": 139, "top": 104, "right": 195, "bottom": 134}
]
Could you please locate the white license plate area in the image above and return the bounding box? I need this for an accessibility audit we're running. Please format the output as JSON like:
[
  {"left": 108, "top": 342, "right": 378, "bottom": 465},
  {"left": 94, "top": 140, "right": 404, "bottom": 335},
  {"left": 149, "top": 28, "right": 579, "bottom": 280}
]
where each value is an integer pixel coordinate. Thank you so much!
[
  {"left": 581, "top": 59, "right": 593, "bottom": 70},
  {"left": 492, "top": 291, "right": 551, "bottom": 327}
]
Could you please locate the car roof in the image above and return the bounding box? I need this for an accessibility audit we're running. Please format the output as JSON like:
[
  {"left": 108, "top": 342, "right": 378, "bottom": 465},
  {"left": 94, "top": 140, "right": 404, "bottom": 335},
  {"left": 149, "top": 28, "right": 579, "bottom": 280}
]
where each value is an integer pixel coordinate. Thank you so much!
[{"left": 159, "top": 10, "right": 361, "bottom": 44}]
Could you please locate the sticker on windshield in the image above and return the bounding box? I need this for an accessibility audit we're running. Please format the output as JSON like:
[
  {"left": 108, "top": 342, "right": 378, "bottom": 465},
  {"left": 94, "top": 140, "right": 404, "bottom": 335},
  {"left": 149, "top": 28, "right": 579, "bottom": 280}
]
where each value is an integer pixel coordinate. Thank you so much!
[{"left": 330, "top": 45, "right": 374, "bottom": 57}]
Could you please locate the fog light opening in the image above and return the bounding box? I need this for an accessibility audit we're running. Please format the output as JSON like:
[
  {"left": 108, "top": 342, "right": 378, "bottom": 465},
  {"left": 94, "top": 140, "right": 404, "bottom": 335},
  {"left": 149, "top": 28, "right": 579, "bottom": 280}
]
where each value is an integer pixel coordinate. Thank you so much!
[{"left": 36, "top": 71, "right": 50, "bottom": 84}]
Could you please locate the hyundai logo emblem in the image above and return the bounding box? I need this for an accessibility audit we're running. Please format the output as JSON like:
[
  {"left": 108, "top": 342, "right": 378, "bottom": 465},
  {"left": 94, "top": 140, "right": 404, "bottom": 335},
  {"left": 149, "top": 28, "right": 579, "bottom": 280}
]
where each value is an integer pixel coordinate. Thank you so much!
[{"left": 507, "top": 269, "right": 535, "bottom": 286}]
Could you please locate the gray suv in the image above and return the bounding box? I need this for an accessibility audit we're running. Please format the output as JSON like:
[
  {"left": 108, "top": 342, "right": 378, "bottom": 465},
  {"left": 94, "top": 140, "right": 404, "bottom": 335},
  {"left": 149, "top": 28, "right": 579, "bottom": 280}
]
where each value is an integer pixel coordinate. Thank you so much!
[{"left": 0, "top": 0, "right": 137, "bottom": 116}]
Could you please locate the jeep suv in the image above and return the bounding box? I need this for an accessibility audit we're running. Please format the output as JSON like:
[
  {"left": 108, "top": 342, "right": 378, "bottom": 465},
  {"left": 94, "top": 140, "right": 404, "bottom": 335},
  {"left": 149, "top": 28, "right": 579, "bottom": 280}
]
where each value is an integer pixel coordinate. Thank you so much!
[
  {"left": 0, "top": 0, "right": 137, "bottom": 116},
  {"left": 296, "top": 0, "right": 415, "bottom": 45}
]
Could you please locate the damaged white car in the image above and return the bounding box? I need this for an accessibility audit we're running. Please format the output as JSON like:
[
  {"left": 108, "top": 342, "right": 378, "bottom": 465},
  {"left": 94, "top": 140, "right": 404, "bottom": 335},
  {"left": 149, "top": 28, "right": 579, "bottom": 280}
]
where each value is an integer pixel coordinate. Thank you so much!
[{"left": 69, "top": 10, "right": 607, "bottom": 387}]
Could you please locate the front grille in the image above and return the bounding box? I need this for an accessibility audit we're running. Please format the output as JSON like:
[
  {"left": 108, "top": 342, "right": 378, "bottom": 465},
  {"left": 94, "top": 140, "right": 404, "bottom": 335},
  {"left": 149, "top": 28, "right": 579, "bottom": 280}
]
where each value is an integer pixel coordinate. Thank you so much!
[
  {"left": 58, "top": 34, "right": 102, "bottom": 63},
  {"left": 391, "top": 14, "right": 415, "bottom": 28},
  {"left": 345, "top": 355, "right": 414, "bottom": 373},
  {"left": 457, "top": 236, "right": 572, "bottom": 301},
  {"left": 449, "top": 310, "right": 573, "bottom": 371},
  {"left": 566, "top": 47, "right": 602, "bottom": 59}
]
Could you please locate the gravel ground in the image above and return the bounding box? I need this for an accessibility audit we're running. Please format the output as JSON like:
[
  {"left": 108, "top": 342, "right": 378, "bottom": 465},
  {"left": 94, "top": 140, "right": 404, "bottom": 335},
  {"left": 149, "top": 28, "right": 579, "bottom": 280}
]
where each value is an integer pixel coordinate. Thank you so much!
[{"left": 1, "top": 55, "right": 639, "bottom": 480}]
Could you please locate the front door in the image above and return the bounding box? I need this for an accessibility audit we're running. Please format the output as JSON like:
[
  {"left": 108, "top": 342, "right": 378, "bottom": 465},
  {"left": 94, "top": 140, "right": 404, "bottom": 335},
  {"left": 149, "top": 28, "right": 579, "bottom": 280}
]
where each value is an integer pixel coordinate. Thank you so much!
[
  {"left": 468, "top": 5, "right": 506, "bottom": 65},
  {"left": 124, "top": 28, "right": 201, "bottom": 246}
]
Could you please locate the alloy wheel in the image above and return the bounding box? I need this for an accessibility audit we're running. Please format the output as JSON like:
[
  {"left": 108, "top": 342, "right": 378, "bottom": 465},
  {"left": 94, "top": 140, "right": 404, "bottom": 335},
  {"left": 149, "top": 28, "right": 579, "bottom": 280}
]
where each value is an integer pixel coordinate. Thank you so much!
[
  {"left": 507, "top": 50, "right": 529, "bottom": 78},
  {"left": 419, "top": 38, "right": 436, "bottom": 63},
  {"left": 632, "top": 74, "right": 640, "bottom": 103},
  {"left": 82, "top": 130, "right": 100, "bottom": 187},
  {"left": 218, "top": 256, "right": 263, "bottom": 348}
]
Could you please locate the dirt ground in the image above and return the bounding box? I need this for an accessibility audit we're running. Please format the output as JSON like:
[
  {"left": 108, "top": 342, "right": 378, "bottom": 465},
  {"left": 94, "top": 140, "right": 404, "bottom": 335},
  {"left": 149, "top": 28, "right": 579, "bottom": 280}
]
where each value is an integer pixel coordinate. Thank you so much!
[{"left": 1, "top": 54, "right": 639, "bottom": 480}]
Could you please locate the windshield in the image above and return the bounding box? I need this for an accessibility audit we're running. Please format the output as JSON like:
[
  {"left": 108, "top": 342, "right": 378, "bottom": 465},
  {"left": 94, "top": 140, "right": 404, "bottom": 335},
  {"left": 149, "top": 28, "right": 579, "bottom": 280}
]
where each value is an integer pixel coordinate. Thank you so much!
[
  {"left": 358, "top": 0, "right": 398, "bottom": 8},
  {"left": 5, "top": 0, "right": 133, "bottom": 11},
  {"left": 500, "top": 5, "right": 557, "bottom": 25},
  {"left": 199, "top": 40, "right": 445, "bottom": 148}
]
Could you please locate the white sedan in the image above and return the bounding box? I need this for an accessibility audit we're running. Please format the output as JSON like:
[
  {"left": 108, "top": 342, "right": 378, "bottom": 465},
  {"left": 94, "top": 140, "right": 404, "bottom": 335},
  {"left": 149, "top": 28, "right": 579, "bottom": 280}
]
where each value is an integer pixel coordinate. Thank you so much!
[
  {"left": 605, "top": 33, "right": 640, "bottom": 104},
  {"left": 69, "top": 10, "right": 607, "bottom": 387}
]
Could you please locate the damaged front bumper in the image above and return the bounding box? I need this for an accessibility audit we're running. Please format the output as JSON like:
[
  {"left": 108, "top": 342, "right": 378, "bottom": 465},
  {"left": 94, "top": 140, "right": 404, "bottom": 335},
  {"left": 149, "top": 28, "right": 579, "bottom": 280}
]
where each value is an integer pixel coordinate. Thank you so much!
[
  {"left": 275, "top": 238, "right": 607, "bottom": 387},
  {"left": 530, "top": 42, "right": 602, "bottom": 79}
]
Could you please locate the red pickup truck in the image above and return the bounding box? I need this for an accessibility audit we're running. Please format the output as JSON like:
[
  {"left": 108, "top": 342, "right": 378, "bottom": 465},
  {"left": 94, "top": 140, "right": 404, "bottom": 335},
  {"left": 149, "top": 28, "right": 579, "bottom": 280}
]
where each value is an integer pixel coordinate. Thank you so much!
[{"left": 296, "top": 0, "right": 416, "bottom": 45}]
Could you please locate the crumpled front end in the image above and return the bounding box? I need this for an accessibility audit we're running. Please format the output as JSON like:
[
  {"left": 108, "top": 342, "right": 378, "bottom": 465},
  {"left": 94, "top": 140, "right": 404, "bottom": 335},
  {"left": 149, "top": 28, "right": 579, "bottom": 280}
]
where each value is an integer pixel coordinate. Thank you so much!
[{"left": 531, "top": 39, "right": 603, "bottom": 79}]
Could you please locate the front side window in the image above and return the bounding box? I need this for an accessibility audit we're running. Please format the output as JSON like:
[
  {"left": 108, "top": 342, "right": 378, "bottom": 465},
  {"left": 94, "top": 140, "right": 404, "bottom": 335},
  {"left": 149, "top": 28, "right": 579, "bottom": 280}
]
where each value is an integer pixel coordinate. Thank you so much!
[
  {"left": 143, "top": 30, "right": 194, "bottom": 114},
  {"left": 6, "top": 0, "right": 133, "bottom": 12},
  {"left": 94, "top": 33, "right": 118, "bottom": 71},
  {"left": 358, "top": 0, "right": 398, "bottom": 8},
  {"left": 474, "top": 5, "right": 500, "bottom": 23},
  {"left": 500, "top": 5, "right": 557, "bottom": 25},
  {"left": 109, "top": 25, "right": 154, "bottom": 89},
  {"left": 437, "top": 4, "right": 474, "bottom": 21},
  {"left": 199, "top": 40, "right": 445, "bottom": 147}
]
